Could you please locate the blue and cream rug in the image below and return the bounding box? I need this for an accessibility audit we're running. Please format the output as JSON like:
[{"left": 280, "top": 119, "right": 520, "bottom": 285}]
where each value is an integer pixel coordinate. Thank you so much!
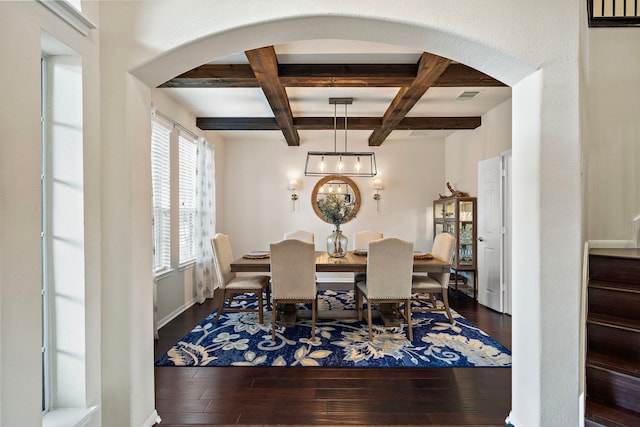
[{"left": 155, "top": 290, "right": 511, "bottom": 368}]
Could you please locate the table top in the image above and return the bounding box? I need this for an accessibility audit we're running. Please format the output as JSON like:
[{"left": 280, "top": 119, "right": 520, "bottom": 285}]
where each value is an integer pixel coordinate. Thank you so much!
[{"left": 230, "top": 251, "right": 451, "bottom": 273}]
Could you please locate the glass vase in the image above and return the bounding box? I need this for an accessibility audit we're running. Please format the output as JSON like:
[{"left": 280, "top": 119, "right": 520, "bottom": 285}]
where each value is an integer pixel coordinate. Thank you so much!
[{"left": 327, "top": 229, "right": 348, "bottom": 258}]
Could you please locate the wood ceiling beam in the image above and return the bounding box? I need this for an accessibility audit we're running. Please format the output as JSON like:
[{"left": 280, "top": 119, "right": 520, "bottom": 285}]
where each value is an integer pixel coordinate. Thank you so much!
[
  {"left": 159, "top": 64, "right": 259, "bottom": 88},
  {"left": 196, "top": 116, "right": 481, "bottom": 131},
  {"left": 368, "top": 53, "right": 452, "bottom": 146},
  {"left": 245, "top": 46, "right": 299, "bottom": 146},
  {"left": 158, "top": 63, "right": 505, "bottom": 88},
  {"left": 278, "top": 64, "right": 417, "bottom": 87}
]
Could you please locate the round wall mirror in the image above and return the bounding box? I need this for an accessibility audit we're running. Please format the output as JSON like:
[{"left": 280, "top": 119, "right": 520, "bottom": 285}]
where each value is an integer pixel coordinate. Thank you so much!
[{"left": 311, "top": 175, "right": 361, "bottom": 224}]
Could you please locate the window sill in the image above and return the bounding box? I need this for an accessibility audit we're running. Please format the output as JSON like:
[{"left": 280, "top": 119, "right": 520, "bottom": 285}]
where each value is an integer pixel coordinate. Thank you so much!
[
  {"left": 43, "top": 406, "right": 98, "bottom": 427},
  {"left": 154, "top": 268, "right": 174, "bottom": 280},
  {"left": 179, "top": 260, "right": 196, "bottom": 271}
]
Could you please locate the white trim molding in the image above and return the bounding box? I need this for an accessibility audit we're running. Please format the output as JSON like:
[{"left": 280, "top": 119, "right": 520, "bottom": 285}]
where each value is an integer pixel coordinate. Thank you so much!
[
  {"left": 37, "top": 1, "right": 96, "bottom": 36},
  {"left": 142, "top": 410, "right": 162, "bottom": 427},
  {"left": 588, "top": 239, "right": 636, "bottom": 249},
  {"left": 43, "top": 406, "right": 98, "bottom": 427},
  {"left": 157, "top": 299, "right": 197, "bottom": 330}
]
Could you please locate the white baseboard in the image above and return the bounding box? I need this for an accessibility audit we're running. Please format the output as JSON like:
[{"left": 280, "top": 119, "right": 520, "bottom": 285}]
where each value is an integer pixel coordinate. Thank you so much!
[
  {"left": 157, "top": 299, "right": 196, "bottom": 330},
  {"left": 141, "top": 410, "right": 161, "bottom": 427},
  {"left": 588, "top": 239, "right": 636, "bottom": 249}
]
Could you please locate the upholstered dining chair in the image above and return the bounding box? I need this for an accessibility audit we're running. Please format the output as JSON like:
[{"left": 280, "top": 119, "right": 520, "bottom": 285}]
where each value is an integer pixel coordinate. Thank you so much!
[
  {"left": 270, "top": 239, "right": 318, "bottom": 341},
  {"left": 211, "top": 233, "right": 271, "bottom": 324},
  {"left": 354, "top": 237, "right": 414, "bottom": 342},
  {"left": 352, "top": 231, "right": 383, "bottom": 286},
  {"left": 283, "top": 230, "right": 315, "bottom": 243},
  {"left": 411, "top": 232, "right": 456, "bottom": 324},
  {"left": 353, "top": 231, "right": 383, "bottom": 250}
]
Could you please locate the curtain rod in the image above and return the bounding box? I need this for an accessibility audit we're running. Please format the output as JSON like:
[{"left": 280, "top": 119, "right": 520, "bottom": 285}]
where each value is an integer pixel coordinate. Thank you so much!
[{"left": 153, "top": 107, "right": 201, "bottom": 141}]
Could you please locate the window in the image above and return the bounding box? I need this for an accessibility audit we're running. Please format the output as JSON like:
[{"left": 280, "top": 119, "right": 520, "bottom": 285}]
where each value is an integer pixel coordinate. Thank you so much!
[
  {"left": 179, "top": 134, "right": 197, "bottom": 264},
  {"left": 151, "top": 120, "right": 171, "bottom": 273},
  {"left": 41, "top": 56, "right": 51, "bottom": 414}
]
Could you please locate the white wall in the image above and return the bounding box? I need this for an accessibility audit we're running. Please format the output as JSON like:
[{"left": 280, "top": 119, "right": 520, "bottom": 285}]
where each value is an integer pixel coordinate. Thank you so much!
[
  {"left": 445, "top": 99, "right": 513, "bottom": 197},
  {"left": 216, "top": 132, "right": 445, "bottom": 259},
  {"left": 587, "top": 28, "right": 640, "bottom": 241}
]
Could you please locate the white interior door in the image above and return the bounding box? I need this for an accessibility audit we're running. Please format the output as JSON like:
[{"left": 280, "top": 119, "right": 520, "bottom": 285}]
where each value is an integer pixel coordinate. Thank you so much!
[{"left": 477, "top": 156, "right": 502, "bottom": 312}]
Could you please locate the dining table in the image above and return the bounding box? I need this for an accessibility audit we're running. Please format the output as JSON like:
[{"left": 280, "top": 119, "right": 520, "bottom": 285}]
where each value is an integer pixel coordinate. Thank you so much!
[
  {"left": 230, "top": 250, "right": 451, "bottom": 327},
  {"left": 230, "top": 250, "right": 451, "bottom": 274}
]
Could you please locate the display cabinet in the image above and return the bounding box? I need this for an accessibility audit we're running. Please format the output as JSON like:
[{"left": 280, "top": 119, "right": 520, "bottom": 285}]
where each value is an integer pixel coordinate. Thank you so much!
[{"left": 433, "top": 196, "right": 477, "bottom": 298}]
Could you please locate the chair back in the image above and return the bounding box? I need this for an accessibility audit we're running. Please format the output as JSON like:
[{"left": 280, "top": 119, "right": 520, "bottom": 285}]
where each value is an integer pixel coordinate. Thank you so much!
[
  {"left": 270, "top": 239, "right": 317, "bottom": 299},
  {"left": 366, "top": 238, "right": 414, "bottom": 299},
  {"left": 353, "top": 231, "right": 383, "bottom": 250},
  {"left": 431, "top": 232, "right": 456, "bottom": 288},
  {"left": 283, "top": 230, "right": 315, "bottom": 243},
  {"left": 211, "top": 233, "right": 237, "bottom": 289}
]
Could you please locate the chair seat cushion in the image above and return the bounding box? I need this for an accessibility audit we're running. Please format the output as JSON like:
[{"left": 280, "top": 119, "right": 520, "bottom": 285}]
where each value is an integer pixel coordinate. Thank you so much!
[
  {"left": 411, "top": 274, "right": 443, "bottom": 291},
  {"left": 226, "top": 275, "right": 270, "bottom": 290}
]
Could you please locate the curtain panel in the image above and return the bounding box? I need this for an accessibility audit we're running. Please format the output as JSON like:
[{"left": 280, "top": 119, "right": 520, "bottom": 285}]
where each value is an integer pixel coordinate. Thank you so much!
[{"left": 195, "top": 137, "right": 216, "bottom": 303}]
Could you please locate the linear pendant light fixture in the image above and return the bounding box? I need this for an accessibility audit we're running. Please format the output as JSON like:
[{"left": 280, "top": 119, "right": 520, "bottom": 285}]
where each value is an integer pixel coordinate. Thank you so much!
[{"left": 304, "top": 98, "right": 377, "bottom": 177}]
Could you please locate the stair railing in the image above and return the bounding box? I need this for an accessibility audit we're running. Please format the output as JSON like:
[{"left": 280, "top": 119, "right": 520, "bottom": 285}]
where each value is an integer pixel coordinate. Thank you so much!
[{"left": 588, "top": 0, "right": 640, "bottom": 26}]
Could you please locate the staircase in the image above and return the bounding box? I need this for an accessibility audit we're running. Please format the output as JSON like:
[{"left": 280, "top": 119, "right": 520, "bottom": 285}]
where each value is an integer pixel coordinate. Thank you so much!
[{"left": 585, "top": 248, "right": 640, "bottom": 426}]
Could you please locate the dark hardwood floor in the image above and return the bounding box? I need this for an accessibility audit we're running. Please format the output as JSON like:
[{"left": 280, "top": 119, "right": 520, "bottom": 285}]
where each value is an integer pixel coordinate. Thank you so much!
[{"left": 154, "top": 288, "right": 512, "bottom": 426}]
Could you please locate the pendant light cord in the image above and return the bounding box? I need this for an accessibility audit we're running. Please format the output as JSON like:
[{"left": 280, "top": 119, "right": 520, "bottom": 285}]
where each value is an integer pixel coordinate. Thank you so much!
[{"left": 333, "top": 103, "right": 337, "bottom": 153}]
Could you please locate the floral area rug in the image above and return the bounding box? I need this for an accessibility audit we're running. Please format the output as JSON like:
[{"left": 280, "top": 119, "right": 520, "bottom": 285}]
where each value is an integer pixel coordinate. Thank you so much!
[{"left": 155, "top": 290, "right": 512, "bottom": 368}]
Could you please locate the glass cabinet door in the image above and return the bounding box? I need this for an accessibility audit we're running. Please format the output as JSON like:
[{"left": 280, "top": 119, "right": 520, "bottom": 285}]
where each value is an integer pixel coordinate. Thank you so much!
[
  {"left": 434, "top": 201, "right": 444, "bottom": 220},
  {"left": 458, "top": 222, "right": 473, "bottom": 265},
  {"left": 459, "top": 200, "right": 474, "bottom": 222},
  {"left": 444, "top": 200, "right": 456, "bottom": 219}
]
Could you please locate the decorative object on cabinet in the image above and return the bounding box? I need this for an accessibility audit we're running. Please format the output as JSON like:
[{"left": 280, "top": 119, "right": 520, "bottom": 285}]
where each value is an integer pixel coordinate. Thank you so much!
[
  {"left": 433, "top": 193, "right": 477, "bottom": 299},
  {"left": 438, "top": 181, "right": 470, "bottom": 199}
]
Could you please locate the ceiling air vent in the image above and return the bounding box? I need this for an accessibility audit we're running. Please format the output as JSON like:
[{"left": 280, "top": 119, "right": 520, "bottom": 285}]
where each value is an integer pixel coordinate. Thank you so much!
[{"left": 457, "top": 91, "right": 480, "bottom": 100}]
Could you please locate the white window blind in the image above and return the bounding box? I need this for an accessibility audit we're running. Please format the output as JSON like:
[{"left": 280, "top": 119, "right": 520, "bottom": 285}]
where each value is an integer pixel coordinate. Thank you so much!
[
  {"left": 179, "top": 134, "right": 197, "bottom": 264},
  {"left": 151, "top": 120, "right": 171, "bottom": 273}
]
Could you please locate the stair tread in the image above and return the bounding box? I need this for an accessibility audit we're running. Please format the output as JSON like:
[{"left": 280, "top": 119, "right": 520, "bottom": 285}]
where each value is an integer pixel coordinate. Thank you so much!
[
  {"left": 589, "top": 279, "right": 640, "bottom": 293},
  {"left": 586, "top": 398, "right": 640, "bottom": 427},
  {"left": 587, "top": 351, "right": 640, "bottom": 378},
  {"left": 588, "top": 313, "right": 640, "bottom": 332}
]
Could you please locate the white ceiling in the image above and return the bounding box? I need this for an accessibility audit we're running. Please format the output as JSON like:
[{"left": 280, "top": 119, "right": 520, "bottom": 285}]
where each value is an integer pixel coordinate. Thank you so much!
[{"left": 158, "top": 39, "right": 512, "bottom": 142}]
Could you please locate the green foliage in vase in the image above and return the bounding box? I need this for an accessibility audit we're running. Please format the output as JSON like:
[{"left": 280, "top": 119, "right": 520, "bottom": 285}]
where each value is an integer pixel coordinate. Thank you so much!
[{"left": 317, "top": 194, "right": 354, "bottom": 230}]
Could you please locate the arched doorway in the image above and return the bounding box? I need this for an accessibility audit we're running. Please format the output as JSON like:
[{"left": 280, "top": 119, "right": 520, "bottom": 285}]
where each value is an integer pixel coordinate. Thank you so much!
[{"left": 130, "top": 11, "right": 581, "bottom": 425}]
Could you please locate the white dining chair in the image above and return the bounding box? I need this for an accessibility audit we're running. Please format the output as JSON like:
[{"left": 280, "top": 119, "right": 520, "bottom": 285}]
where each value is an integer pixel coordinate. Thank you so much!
[
  {"left": 270, "top": 238, "right": 318, "bottom": 341},
  {"left": 211, "top": 233, "right": 271, "bottom": 324},
  {"left": 283, "top": 230, "right": 315, "bottom": 243},
  {"left": 352, "top": 230, "right": 384, "bottom": 284},
  {"left": 411, "top": 232, "right": 456, "bottom": 324},
  {"left": 354, "top": 237, "right": 414, "bottom": 342}
]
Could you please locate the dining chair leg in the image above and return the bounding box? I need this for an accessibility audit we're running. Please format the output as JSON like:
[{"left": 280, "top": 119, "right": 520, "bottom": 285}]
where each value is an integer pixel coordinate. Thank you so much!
[
  {"left": 429, "top": 293, "right": 437, "bottom": 308},
  {"left": 367, "top": 301, "right": 373, "bottom": 341},
  {"left": 405, "top": 298, "right": 413, "bottom": 342},
  {"left": 356, "top": 287, "right": 363, "bottom": 321},
  {"left": 311, "top": 299, "right": 316, "bottom": 341},
  {"left": 271, "top": 301, "right": 278, "bottom": 341},
  {"left": 442, "top": 288, "right": 455, "bottom": 325},
  {"left": 265, "top": 285, "right": 272, "bottom": 310},
  {"left": 214, "top": 290, "right": 227, "bottom": 323},
  {"left": 258, "top": 291, "right": 264, "bottom": 324}
]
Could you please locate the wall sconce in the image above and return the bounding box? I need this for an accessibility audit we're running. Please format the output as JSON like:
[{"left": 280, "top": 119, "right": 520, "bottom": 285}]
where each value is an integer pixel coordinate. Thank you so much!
[
  {"left": 288, "top": 179, "right": 300, "bottom": 212},
  {"left": 373, "top": 178, "right": 383, "bottom": 212}
]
